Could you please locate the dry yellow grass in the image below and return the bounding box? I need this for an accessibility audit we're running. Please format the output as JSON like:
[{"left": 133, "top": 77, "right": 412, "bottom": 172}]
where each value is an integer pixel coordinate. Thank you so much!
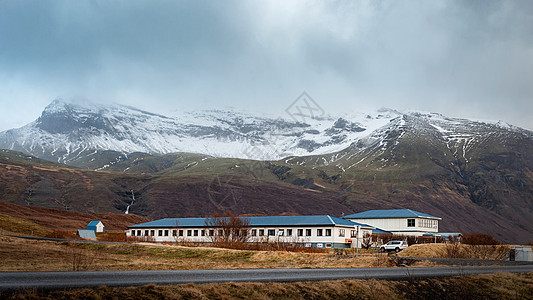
[
  {"left": 400, "top": 243, "right": 518, "bottom": 260},
  {"left": 399, "top": 243, "right": 446, "bottom": 257},
  {"left": 0, "top": 237, "right": 434, "bottom": 272}
]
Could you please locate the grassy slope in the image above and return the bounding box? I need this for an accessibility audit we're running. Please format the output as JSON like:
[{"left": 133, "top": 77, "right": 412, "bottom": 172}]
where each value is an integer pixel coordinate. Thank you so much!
[
  {"left": 3, "top": 272, "right": 533, "bottom": 299},
  {"left": 0, "top": 214, "right": 54, "bottom": 237},
  {"left": 0, "top": 201, "right": 149, "bottom": 234}
]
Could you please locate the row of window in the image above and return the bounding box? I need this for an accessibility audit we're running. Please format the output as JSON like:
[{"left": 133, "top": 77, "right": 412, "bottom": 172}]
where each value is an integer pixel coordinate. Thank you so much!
[
  {"left": 131, "top": 228, "right": 357, "bottom": 238},
  {"left": 419, "top": 219, "right": 437, "bottom": 228},
  {"left": 407, "top": 219, "right": 438, "bottom": 228},
  {"left": 131, "top": 229, "right": 207, "bottom": 237}
]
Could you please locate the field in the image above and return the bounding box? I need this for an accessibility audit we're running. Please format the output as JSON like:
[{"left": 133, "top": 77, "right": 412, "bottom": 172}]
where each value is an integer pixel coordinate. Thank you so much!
[
  {"left": 2, "top": 232, "right": 531, "bottom": 272},
  {"left": 0, "top": 236, "right": 435, "bottom": 272},
  {"left": 3, "top": 272, "right": 533, "bottom": 299}
]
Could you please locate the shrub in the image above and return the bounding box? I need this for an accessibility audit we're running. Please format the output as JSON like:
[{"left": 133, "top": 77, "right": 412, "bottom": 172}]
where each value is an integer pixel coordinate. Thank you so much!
[
  {"left": 462, "top": 233, "right": 500, "bottom": 245},
  {"left": 45, "top": 230, "right": 79, "bottom": 240}
]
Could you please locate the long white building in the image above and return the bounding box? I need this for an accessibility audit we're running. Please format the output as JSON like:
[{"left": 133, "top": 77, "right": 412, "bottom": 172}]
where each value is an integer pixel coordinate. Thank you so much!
[{"left": 127, "top": 215, "right": 373, "bottom": 248}]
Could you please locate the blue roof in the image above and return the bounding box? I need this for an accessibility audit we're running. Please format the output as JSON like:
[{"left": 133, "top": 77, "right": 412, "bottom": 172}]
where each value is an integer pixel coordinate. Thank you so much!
[
  {"left": 343, "top": 209, "right": 441, "bottom": 220},
  {"left": 128, "top": 215, "right": 372, "bottom": 229},
  {"left": 87, "top": 221, "right": 102, "bottom": 226},
  {"left": 372, "top": 228, "right": 392, "bottom": 234}
]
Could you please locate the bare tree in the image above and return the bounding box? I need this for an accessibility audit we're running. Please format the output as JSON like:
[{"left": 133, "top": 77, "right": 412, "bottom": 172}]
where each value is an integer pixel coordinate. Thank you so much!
[
  {"left": 205, "top": 211, "right": 251, "bottom": 247},
  {"left": 361, "top": 232, "right": 373, "bottom": 249}
]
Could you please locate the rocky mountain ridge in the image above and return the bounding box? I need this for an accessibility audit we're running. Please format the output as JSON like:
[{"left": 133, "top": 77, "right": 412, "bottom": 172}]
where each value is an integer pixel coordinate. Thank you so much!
[{"left": 1, "top": 99, "right": 527, "bottom": 172}]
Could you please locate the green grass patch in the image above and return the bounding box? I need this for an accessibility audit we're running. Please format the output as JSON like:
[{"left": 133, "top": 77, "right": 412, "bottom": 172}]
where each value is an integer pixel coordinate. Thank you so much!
[{"left": 0, "top": 214, "right": 53, "bottom": 237}]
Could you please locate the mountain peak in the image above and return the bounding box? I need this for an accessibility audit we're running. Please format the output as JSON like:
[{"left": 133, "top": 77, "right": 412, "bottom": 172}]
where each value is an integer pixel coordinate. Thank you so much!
[
  {"left": 37, "top": 99, "right": 112, "bottom": 134},
  {"left": 45, "top": 97, "right": 87, "bottom": 110}
]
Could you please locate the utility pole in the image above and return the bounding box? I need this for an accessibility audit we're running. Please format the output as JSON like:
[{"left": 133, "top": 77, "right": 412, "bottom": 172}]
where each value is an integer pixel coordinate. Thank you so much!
[{"left": 356, "top": 225, "right": 360, "bottom": 260}]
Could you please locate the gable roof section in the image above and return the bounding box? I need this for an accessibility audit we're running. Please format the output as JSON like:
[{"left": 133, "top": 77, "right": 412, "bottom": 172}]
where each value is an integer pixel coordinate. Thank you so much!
[
  {"left": 87, "top": 221, "right": 102, "bottom": 227},
  {"left": 343, "top": 209, "right": 441, "bottom": 220},
  {"left": 128, "top": 215, "right": 372, "bottom": 229}
]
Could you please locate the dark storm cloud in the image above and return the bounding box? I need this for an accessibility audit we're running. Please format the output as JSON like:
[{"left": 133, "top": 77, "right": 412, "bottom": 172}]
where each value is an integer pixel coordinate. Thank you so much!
[{"left": 0, "top": 0, "right": 532, "bottom": 131}]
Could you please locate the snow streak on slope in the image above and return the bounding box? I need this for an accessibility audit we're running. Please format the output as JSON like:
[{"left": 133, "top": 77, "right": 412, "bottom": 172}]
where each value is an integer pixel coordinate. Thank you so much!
[{"left": 281, "top": 110, "right": 533, "bottom": 174}]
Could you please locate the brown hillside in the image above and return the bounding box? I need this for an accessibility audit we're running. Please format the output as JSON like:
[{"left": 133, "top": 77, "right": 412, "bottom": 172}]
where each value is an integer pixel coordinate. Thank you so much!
[
  {"left": 2, "top": 148, "right": 533, "bottom": 244},
  {"left": 0, "top": 201, "right": 149, "bottom": 231}
]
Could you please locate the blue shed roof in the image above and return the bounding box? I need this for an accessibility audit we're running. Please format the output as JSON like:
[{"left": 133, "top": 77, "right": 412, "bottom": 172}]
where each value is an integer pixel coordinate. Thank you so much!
[
  {"left": 343, "top": 209, "right": 441, "bottom": 220},
  {"left": 128, "top": 215, "right": 372, "bottom": 229},
  {"left": 77, "top": 229, "right": 97, "bottom": 240},
  {"left": 87, "top": 221, "right": 103, "bottom": 226}
]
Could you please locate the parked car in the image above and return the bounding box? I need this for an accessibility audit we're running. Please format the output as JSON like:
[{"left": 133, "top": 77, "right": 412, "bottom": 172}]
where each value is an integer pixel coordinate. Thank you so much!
[{"left": 380, "top": 240, "right": 408, "bottom": 252}]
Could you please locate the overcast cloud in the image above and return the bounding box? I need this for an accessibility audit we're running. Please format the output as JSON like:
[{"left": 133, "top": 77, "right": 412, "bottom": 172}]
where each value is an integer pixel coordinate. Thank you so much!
[{"left": 1, "top": 0, "right": 532, "bottom": 131}]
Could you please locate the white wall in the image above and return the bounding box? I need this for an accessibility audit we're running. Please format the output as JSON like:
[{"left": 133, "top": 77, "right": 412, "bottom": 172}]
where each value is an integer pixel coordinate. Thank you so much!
[
  {"left": 95, "top": 222, "right": 105, "bottom": 233},
  {"left": 127, "top": 225, "right": 372, "bottom": 248},
  {"left": 346, "top": 218, "right": 438, "bottom": 236}
]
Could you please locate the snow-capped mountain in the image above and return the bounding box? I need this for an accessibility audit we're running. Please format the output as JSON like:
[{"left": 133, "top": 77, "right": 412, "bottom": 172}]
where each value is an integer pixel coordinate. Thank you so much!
[
  {"left": 0, "top": 98, "right": 531, "bottom": 171},
  {"left": 0, "top": 99, "right": 397, "bottom": 166}
]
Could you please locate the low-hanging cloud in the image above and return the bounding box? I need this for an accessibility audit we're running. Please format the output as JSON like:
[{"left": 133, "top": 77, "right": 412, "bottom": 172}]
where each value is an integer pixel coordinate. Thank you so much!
[{"left": 0, "top": 0, "right": 532, "bottom": 131}]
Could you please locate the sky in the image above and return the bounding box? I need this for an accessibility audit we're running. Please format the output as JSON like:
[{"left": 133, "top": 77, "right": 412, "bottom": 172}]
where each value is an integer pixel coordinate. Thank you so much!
[{"left": 1, "top": 0, "right": 532, "bottom": 131}]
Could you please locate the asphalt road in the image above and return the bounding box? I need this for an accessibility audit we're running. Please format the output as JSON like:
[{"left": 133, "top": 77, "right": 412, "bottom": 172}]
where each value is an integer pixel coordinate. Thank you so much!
[{"left": 1, "top": 265, "right": 533, "bottom": 290}]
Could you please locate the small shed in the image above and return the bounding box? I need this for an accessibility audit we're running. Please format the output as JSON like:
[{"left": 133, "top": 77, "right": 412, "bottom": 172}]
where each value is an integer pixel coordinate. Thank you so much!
[
  {"left": 77, "top": 229, "right": 97, "bottom": 240},
  {"left": 508, "top": 247, "right": 533, "bottom": 262},
  {"left": 87, "top": 221, "right": 105, "bottom": 233}
]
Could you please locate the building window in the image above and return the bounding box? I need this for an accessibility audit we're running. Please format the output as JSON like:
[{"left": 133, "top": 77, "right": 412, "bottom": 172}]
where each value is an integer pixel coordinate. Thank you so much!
[
  {"left": 158, "top": 230, "right": 163, "bottom": 236},
  {"left": 251, "top": 229, "right": 257, "bottom": 236},
  {"left": 317, "top": 229, "right": 323, "bottom": 236},
  {"left": 297, "top": 229, "right": 304, "bottom": 237},
  {"left": 306, "top": 229, "right": 312, "bottom": 237},
  {"left": 209, "top": 229, "right": 215, "bottom": 236},
  {"left": 201, "top": 230, "right": 205, "bottom": 236},
  {"left": 268, "top": 229, "right": 276, "bottom": 236},
  {"left": 325, "top": 229, "right": 331, "bottom": 236},
  {"left": 131, "top": 230, "right": 136, "bottom": 236},
  {"left": 277, "top": 229, "right": 284, "bottom": 236},
  {"left": 259, "top": 229, "right": 264, "bottom": 236},
  {"left": 339, "top": 229, "right": 345, "bottom": 237},
  {"left": 150, "top": 230, "right": 155, "bottom": 236},
  {"left": 351, "top": 230, "right": 357, "bottom": 238},
  {"left": 137, "top": 230, "right": 141, "bottom": 236},
  {"left": 187, "top": 230, "right": 192, "bottom": 236},
  {"left": 287, "top": 229, "right": 293, "bottom": 236},
  {"left": 194, "top": 230, "right": 199, "bottom": 236},
  {"left": 164, "top": 230, "right": 169, "bottom": 236},
  {"left": 172, "top": 230, "right": 177, "bottom": 237},
  {"left": 144, "top": 230, "right": 149, "bottom": 236},
  {"left": 407, "top": 219, "right": 415, "bottom": 227},
  {"left": 179, "top": 230, "right": 184, "bottom": 237}
]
